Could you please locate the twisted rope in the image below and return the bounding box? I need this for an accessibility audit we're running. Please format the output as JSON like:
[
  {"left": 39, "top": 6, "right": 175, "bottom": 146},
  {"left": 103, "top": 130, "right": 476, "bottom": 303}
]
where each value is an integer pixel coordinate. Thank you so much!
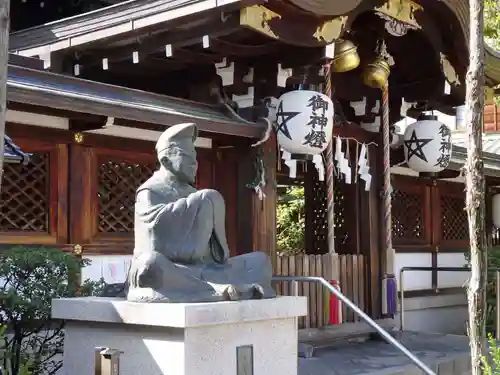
[
  {"left": 382, "top": 83, "right": 392, "bottom": 269},
  {"left": 324, "top": 62, "right": 335, "bottom": 254}
]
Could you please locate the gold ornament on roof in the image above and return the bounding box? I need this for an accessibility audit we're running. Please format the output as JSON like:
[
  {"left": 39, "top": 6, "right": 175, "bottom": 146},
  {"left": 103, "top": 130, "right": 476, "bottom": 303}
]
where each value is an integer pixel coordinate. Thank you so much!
[
  {"left": 240, "top": 5, "right": 281, "bottom": 40},
  {"left": 331, "top": 39, "right": 360, "bottom": 73},
  {"left": 374, "top": 0, "right": 423, "bottom": 30},
  {"left": 313, "top": 16, "right": 348, "bottom": 44},
  {"left": 362, "top": 40, "right": 393, "bottom": 89}
]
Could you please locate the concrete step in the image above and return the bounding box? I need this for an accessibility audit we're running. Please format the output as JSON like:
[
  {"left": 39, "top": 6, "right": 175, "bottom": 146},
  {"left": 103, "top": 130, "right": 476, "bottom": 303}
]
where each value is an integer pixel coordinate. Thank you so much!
[
  {"left": 298, "top": 331, "right": 471, "bottom": 375},
  {"left": 298, "top": 319, "right": 397, "bottom": 358}
]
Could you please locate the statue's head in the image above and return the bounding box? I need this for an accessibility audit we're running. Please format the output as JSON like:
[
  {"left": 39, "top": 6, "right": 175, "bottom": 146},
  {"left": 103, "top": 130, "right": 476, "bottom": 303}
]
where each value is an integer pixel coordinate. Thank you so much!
[{"left": 156, "top": 123, "right": 198, "bottom": 184}]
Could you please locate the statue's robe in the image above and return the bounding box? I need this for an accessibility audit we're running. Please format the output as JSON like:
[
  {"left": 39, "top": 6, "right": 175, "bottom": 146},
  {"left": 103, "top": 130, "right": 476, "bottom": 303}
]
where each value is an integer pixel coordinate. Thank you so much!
[{"left": 126, "top": 171, "right": 275, "bottom": 303}]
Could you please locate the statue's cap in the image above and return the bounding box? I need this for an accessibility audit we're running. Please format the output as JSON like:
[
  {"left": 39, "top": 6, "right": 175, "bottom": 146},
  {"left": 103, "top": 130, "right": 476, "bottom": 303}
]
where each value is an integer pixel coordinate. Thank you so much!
[{"left": 156, "top": 123, "right": 198, "bottom": 154}]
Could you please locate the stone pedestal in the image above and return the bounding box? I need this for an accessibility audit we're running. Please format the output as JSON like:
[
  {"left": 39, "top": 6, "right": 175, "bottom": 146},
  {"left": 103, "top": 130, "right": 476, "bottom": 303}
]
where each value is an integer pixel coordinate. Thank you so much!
[{"left": 52, "top": 296, "right": 307, "bottom": 375}]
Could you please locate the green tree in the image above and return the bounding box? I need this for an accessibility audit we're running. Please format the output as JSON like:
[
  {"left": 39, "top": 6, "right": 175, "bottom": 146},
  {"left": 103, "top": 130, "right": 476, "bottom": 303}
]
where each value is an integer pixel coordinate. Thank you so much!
[
  {"left": 485, "top": 0, "right": 500, "bottom": 49},
  {"left": 276, "top": 186, "right": 305, "bottom": 255},
  {"left": 0, "top": 246, "right": 105, "bottom": 375}
]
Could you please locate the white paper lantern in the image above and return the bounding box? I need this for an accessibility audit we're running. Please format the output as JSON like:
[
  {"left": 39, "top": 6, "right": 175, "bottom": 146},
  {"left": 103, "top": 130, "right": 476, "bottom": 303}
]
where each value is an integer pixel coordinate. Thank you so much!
[
  {"left": 403, "top": 115, "right": 453, "bottom": 173},
  {"left": 275, "top": 90, "right": 334, "bottom": 156},
  {"left": 493, "top": 194, "right": 500, "bottom": 228}
]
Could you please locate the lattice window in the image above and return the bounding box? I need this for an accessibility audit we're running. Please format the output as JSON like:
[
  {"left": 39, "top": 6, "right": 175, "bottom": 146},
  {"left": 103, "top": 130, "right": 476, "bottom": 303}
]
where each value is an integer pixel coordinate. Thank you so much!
[
  {"left": 98, "top": 160, "right": 156, "bottom": 233},
  {"left": 308, "top": 178, "right": 350, "bottom": 253},
  {"left": 0, "top": 152, "right": 50, "bottom": 232},
  {"left": 334, "top": 184, "right": 349, "bottom": 247},
  {"left": 392, "top": 189, "right": 424, "bottom": 240},
  {"left": 310, "top": 179, "right": 327, "bottom": 253},
  {"left": 441, "top": 195, "right": 468, "bottom": 241}
]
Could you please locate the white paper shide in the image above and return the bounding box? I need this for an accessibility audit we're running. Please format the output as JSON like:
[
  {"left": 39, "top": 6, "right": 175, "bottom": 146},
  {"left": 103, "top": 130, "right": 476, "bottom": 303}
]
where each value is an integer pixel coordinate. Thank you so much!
[{"left": 403, "top": 114, "right": 452, "bottom": 173}]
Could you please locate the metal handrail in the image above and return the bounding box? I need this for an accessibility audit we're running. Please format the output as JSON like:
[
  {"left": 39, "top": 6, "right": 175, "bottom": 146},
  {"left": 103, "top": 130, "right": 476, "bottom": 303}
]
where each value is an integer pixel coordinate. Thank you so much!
[
  {"left": 273, "top": 275, "right": 436, "bottom": 375},
  {"left": 399, "top": 266, "right": 500, "bottom": 338}
]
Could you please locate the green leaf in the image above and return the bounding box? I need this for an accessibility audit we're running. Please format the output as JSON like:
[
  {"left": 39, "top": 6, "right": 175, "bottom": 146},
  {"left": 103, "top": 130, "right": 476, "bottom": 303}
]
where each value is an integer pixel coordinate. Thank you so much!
[
  {"left": 0, "top": 246, "right": 106, "bottom": 375},
  {"left": 486, "top": 0, "right": 500, "bottom": 49},
  {"left": 277, "top": 186, "right": 305, "bottom": 255}
]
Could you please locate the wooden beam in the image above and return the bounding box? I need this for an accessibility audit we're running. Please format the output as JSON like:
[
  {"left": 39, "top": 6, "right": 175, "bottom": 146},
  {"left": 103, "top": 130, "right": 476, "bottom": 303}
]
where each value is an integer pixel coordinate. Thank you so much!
[
  {"left": 75, "top": 13, "right": 243, "bottom": 67},
  {"left": 69, "top": 119, "right": 105, "bottom": 132},
  {"left": 146, "top": 56, "right": 187, "bottom": 71},
  {"left": 85, "top": 56, "right": 188, "bottom": 77},
  {"left": 168, "top": 48, "right": 223, "bottom": 65},
  {"left": 8, "top": 53, "right": 43, "bottom": 70},
  {"left": 5, "top": 123, "right": 72, "bottom": 143},
  {"left": 7, "top": 102, "right": 101, "bottom": 122},
  {"left": 210, "top": 38, "right": 280, "bottom": 57}
]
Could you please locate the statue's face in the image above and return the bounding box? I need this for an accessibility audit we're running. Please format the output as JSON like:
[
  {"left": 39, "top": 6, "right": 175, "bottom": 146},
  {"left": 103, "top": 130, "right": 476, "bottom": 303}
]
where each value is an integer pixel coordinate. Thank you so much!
[{"left": 161, "top": 142, "right": 198, "bottom": 184}]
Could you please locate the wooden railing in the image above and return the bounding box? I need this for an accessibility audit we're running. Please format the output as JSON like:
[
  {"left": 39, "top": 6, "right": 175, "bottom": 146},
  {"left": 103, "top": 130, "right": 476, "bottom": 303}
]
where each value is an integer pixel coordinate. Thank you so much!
[{"left": 273, "top": 253, "right": 366, "bottom": 329}]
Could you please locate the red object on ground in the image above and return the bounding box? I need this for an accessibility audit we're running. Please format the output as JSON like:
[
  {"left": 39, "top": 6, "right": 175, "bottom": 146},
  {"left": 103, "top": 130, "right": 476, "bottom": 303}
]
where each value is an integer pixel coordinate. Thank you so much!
[{"left": 329, "top": 280, "right": 341, "bottom": 325}]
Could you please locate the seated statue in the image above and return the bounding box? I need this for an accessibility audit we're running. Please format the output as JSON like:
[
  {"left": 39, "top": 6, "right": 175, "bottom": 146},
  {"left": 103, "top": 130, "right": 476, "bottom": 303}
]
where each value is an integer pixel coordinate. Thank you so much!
[{"left": 125, "top": 122, "right": 276, "bottom": 303}]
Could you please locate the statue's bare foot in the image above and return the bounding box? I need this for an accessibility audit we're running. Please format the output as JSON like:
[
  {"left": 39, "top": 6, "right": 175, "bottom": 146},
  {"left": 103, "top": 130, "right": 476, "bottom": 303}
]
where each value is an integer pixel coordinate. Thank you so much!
[
  {"left": 251, "top": 284, "right": 264, "bottom": 299},
  {"left": 223, "top": 284, "right": 265, "bottom": 300},
  {"left": 222, "top": 285, "right": 241, "bottom": 300}
]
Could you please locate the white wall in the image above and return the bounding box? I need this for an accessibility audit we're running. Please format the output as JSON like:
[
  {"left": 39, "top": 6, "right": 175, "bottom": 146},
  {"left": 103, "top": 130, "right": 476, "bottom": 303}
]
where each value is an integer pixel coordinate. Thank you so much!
[
  {"left": 395, "top": 252, "right": 469, "bottom": 292},
  {"left": 437, "top": 253, "right": 469, "bottom": 288},
  {"left": 81, "top": 255, "right": 132, "bottom": 284},
  {"left": 395, "top": 252, "right": 469, "bottom": 335},
  {"left": 395, "top": 253, "right": 432, "bottom": 291},
  {"left": 396, "top": 293, "right": 468, "bottom": 335}
]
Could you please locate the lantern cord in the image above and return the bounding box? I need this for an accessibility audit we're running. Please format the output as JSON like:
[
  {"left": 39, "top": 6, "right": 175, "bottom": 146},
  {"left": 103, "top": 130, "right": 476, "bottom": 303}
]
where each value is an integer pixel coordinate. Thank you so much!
[
  {"left": 324, "top": 61, "right": 335, "bottom": 255},
  {"left": 382, "top": 82, "right": 393, "bottom": 271}
]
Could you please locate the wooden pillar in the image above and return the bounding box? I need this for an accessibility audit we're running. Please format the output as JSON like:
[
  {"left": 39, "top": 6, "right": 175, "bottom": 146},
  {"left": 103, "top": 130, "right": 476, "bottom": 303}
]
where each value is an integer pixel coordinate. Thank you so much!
[
  {"left": 251, "top": 62, "right": 279, "bottom": 270},
  {"left": 213, "top": 144, "right": 239, "bottom": 256},
  {"left": 304, "top": 161, "right": 316, "bottom": 255},
  {"left": 236, "top": 143, "right": 257, "bottom": 255},
  {"left": 250, "top": 132, "right": 277, "bottom": 269},
  {"left": 69, "top": 142, "right": 97, "bottom": 245},
  {"left": 0, "top": 0, "right": 10, "bottom": 192},
  {"left": 359, "top": 143, "right": 381, "bottom": 317}
]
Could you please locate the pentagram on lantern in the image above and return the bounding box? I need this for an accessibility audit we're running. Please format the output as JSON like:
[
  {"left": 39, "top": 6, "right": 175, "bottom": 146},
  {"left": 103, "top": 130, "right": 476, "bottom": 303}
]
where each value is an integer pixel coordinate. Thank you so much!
[
  {"left": 404, "top": 130, "right": 433, "bottom": 162},
  {"left": 275, "top": 101, "right": 300, "bottom": 140}
]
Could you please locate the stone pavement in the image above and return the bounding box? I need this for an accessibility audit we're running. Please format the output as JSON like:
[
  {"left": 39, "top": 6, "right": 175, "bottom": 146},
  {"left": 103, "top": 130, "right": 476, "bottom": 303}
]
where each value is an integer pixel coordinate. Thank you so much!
[{"left": 298, "top": 331, "right": 471, "bottom": 375}]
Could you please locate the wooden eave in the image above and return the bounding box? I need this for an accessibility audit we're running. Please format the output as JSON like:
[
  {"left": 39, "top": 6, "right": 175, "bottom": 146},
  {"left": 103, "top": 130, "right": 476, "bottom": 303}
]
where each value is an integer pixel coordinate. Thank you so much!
[
  {"left": 4, "top": 134, "right": 30, "bottom": 164},
  {"left": 7, "top": 65, "right": 264, "bottom": 138},
  {"left": 486, "top": 46, "right": 500, "bottom": 87},
  {"left": 448, "top": 146, "right": 500, "bottom": 177},
  {"left": 440, "top": 0, "right": 500, "bottom": 86},
  {"left": 10, "top": 0, "right": 258, "bottom": 57}
]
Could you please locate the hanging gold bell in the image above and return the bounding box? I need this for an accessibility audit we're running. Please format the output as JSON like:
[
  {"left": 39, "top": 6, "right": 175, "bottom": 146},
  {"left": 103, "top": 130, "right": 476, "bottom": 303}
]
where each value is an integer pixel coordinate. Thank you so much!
[
  {"left": 331, "top": 40, "right": 360, "bottom": 73},
  {"left": 362, "top": 57, "right": 390, "bottom": 89}
]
